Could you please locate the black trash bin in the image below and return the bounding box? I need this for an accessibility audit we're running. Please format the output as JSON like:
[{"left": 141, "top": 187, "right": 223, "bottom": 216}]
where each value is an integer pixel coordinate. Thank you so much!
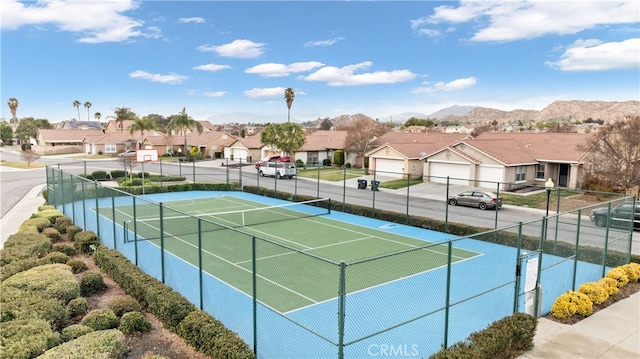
[
  {"left": 371, "top": 180, "right": 380, "bottom": 191},
  {"left": 357, "top": 179, "right": 367, "bottom": 189}
]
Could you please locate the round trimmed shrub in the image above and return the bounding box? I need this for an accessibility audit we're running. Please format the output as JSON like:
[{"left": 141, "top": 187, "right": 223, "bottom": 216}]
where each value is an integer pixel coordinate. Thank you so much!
[
  {"left": 550, "top": 291, "right": 593, "bottom": 319},
  {"left": 67, "top": 297, "right": 90, "bottom": 318},
  {"left": 67, "top": 259, "right": 88, "bottom": 273},
  {"left": 598, "top": 277, "right": 619, "bottom": 296},
  {"left": 74, "top": 230, "right": 100, "bottom": 254},
  {"left": 60, "top": 324, "right": 94, "bottom": 342},
  {"left": 53, "top": 216, "right": 74, "bottom": 233},
  {"left": 44, "top": 251, "right": 69, "bottom": 264},
  {"left": 606, "top": 267, "right": 629, "bottom": 288},
  {"left": 0, "top": 318, "right": 60, "bottom": 358},
  {"left": 66, "top": 225, "right": 83, "bottom": 241},
  {"left": 108, "top": 295, "right": 142, "bottom": 317},
  {"left": 80, "top": 308, "right": 118, "bottom": 330},
  {"left": 42, "top": 227, "right": 63, "bottom": 242},
  {"left": 119, "top": 311, "right": 151, "bottom": 334},
  {"left": 80, "top": 271, "right": 107, "bottom": 296},
  {"left": 620, "top": 263, "right": 640, "bottom": 282},
  {"left": 578, "top": 282, "right": 608, "bottom": 305},
  {"left": 54, "top": 244, "right": 76, "bottom": 257}
]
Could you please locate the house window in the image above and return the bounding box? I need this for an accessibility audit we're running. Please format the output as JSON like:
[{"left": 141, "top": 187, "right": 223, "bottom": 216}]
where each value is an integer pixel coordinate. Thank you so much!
[
  {"left": 105, "top": 144, "right": 116, "bottom": 153},
  {"left": 308, "top": 151, "right": 319, "bottom": 165},
  {"left": 516, "top": 166, "right": 526, "bottom": 182},
  {"left": 536, "top": 164, "right": 545, "bottom": 179}
]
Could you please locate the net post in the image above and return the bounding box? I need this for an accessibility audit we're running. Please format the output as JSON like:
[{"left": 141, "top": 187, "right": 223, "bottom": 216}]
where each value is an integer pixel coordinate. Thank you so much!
[{"left": 328, "top": 198, "right": 332, "bottom": 214}]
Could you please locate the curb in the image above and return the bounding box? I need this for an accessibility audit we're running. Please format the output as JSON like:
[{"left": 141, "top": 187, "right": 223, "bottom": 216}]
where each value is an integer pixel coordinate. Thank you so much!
[{"left": 0, "top": 184, "right": 46, "bottom": 249}]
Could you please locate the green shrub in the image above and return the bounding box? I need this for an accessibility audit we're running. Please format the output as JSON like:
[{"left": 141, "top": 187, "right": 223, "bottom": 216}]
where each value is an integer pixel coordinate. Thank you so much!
[
  {"left": 67, "top": 259, "right": 88, "bottom": 273},
  {"left": 1, "top": 290, "right": 69, "bottom": 331},
  {"left": 43, "top": 251, "right": 70, "bottom": 264},
  {"left": 80, "top": 271, "right": 107, "bottom": 296},
  {"left": 20, "top": 216, "right": 52, "bottom": 233},
  {"left": 42, "top": 227, "right": 63, "bottom": 242},
  {"left": 0, "top": 318, "right": 60, "bottom": 359},
  {"left": 53, "top": 216, "right": 74, "bottom": 233},
  {"left": 1, "top": 263, "right": 79, "bottom": 304},
  {"left": 137, "top": 172, "right": 151, "bottom": 178},
  {"left": 38, "top": 329, "right": 127, "bottom": 359},
  {"left": 345, "top": 162, "right": 351, "bottom": 168},
  {"left": 91, "top": 170, "right": 108, "bottom": 180},
  {"left": 0, "top": 231, "right": 52, "bottom": 266},
  {"left": 30, "top": 209, "right": 63, "bottom": 224},
  {"left": 60, "top": 324, "right": 94, "bottom": 342},
  {"left": 65, "top": 225, "right": 83, "bottom": 240},
  {"left": 322, "top": 158, "right": 331, "bottom": 166},
  {"left": 54, "top": 243, "right": 76, "bottom": 257},
  {"left": 0, "top": 252, "right": 68, "bottom": 281},
  {"left": 74, "top": 230, "right": 100, "bottom": 254},
  {"left": 118, "top": 311, "right": 151, "bottom": 334},
  {"left": 110, "top": 170, "right": 127, "bottom": 179},
  {"left": 295, "top": 159, "right": 304, "bottom": 168},
  {"left": 38, "top": 205, "right": 56, "bottom": 211},
  {"left": 177, "top": 310, "right": 255, "bottom": 359},
  {"left": 108, "top": 295, "right": 142, "bottom": 317},
  {"left": 333, "top": 149, "right": 345, "bottom": 166},
  {"left": 67, "top": 297, "right": 90, "bottom": 318},
  {"left": 80, "top": 308, "right": 119, "bottom": 330}
]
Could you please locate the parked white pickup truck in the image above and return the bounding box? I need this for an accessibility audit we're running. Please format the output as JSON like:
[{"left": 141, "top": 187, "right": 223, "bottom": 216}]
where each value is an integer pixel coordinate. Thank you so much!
[{"left": 258, "top": 162, "right": 296, "bottom": 179}]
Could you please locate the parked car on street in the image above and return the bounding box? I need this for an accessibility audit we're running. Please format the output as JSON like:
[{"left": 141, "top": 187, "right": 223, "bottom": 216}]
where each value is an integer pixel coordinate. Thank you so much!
[
  {"left": 254, "top": 155, "right": 290, "bottom": 169},
  {"left": 590, "top": 203, "right": 640, "bottom": 231},
  {"left": 258, "top": 162, "right": 296, "bottom": 179},
  {"left": 118, "top": 149, "right": 136, "bottom": 158},
  {"left": 448, "top": 190, "right": 503, "bottom": 210}
]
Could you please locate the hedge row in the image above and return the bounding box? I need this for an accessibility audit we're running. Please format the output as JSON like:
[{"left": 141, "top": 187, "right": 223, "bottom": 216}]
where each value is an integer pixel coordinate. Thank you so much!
[
  {"left": 93, "top": 246, "right": 255, "bottom": 358},
  {"left": 242, "top": 186, "right": 639, "bottom": 266}
]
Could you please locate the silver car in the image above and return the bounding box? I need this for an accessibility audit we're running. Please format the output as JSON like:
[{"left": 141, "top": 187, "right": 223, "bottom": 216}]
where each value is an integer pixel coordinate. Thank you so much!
[{"left": 448, "top": 190, "right": 503, "bottom": 210}]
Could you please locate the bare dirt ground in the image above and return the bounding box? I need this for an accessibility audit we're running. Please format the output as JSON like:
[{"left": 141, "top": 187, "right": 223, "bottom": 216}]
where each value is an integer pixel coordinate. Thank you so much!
[{"left": 71, "top": 254, "right": 210, "bottom": 359}]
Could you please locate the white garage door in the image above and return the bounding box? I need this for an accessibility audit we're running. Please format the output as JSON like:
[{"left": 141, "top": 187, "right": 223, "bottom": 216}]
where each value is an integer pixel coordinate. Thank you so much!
[
  {"left": 429, "top": 162, "right": 469, "bottom": 185},
  {"left": 477, "top": 165, "right": 504, "bottom": 189},
  {"left": 375, "top": 158, "right": 404, "bottom": 178},
  {"left": 233, "top": 148, "right": 247, "bottom": 161}
]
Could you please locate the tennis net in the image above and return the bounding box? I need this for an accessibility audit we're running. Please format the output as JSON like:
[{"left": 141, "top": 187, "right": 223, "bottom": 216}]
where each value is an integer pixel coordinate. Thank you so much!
[{"left": 125, "top": 197, "right": 331, "bottom": 242}]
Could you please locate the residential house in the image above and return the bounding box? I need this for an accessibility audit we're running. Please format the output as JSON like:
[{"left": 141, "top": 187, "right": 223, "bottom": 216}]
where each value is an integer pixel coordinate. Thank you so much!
[
  {"left": 57, "top": 120, "right": 103, "bottom": 130},
  {"left": 423, "top": 132, "right": 594, "bottom": 190},
  {"left": 366, "top": 133, "right": 469, "bottom": 178},
  {"left": 35, "top": 129, "right": 104, "bottom": 155},
  {"left": 226, "top": 135, "right": 263, "bottom": 163},
  {"left": 104, "top": 119, "right": 135, "bottom": 133},
  {"left": 293, "top": 130, "right": 354, "bottom": 166},
  {"left": 84, "top": 131, "right": 138, "bottom": 155}
]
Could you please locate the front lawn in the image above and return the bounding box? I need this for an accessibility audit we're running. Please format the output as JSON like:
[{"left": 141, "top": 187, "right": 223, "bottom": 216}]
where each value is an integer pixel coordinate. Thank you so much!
[{"left": 296, "top": 167, "right": 367, "bottom": 181}]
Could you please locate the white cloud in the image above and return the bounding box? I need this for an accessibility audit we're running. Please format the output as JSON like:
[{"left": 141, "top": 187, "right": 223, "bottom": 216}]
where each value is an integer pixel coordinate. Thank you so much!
[
  {"left": 0, "top": 0, "right": 159, "bottom": 43},
  {"left": 243, "top": 87, "right": 287, "bottom": 98},
  {"left": 129, "top": 70, "right": 187, "bottom": 84},
  {"left": 193, "top": 64, "right": 232, "bottom": 72},
  {"left": 546, "top": 38, "right": 640, "bottom": 71},
  {"left": 300, "top": 61, "right": 416, "bottom": 86},
  {"left": 414, "top": 0, "right": 640, "bottom": 42},
  {"left": 179, "top": 17, "right": 205, "bottom": 24},
  {"left": 204, "top": 91, "right": 225, "bottom": 97},
  {"left": 413, "top": 77, "right": 477, "bottom": 93},
  {"left": 197, "top": 39, "right": 266, "bottom": 58},
  {"left": 304, "top": 37, "right": 344, "bottom": 47},
  {"left": 245, "top": 62, "right": 325, "bottom": 77}
]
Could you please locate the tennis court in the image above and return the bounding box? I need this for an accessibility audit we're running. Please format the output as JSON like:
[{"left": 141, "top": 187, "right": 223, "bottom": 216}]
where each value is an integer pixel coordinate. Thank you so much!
[{"left": 104, "top": 194, "right": 480, "bottom": 313}]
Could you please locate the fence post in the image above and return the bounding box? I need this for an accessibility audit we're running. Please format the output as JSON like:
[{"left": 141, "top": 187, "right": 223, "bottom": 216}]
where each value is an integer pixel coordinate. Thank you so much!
[
  {"left": 316, "top": 165, "right": 320, "bottom": 199},
  {"left": 133, "top": 196, "right": 138, "bottom": 266},
  {"left": 94, "top": 181, "right": 100, "bottom": 238},
  {"left": 338, "top": 261, "right": 346, "bottom": 359},
  {"left": 160, "top": 202, "right": 165, "bottom": 283},
  {"left": 444, "top": 241, "right": 453, "bottom": 349},
  {"left": 405, "top": 176, "right": 410, "bottom": 224},
  {"left": 445, "top": 177, "right": 450, "bottom": 233},
  {"left": 252, "top": 236, "right": 258, "bottom": 357},
  {"left": 81, "top": 178, "right": 87, "bottom": 229},
  {"left": 513, "top": 222, "right": 523, "bottom": 313},
  {"left": 112, "top": 195, "right": 116, "bottom": 249},
  {"left": 198, "top": 219, "right": 203, "bottom": 310},
  {"left": 572, "top": 209, "right": 581, "bottom": 291},
  {"left": 192, "top": 159, "right": 196, "bottom": 191}
]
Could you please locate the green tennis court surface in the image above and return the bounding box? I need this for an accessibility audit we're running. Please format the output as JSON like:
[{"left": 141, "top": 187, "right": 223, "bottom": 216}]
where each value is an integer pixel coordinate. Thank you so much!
[{"left": 104, "top": 195, "right": 479, "bottom": 313}]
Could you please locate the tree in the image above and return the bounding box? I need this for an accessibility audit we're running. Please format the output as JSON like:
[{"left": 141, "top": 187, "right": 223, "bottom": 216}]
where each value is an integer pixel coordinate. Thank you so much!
[
  {"left": 94, "top": 112, "right": 102, "bottom": 122},
  {"left": 260, "top": 122, "right": 306, "bottom": 157},
  {"left": 20, "top": 148, "right": 41, "bottom": 167},
  {"left": 0, "top": 121, "right": 13, "bottom": 144},
  {"left": 34, "top": 119, "right": 53, "bottom": 129},
  {"left": 73, "top": 100, "right": 81, "bottom": 121},
  {"left": 284, "top": 88, "right": 295, "bottom": 122},
  {"left": 7, "top": 98, "right": 19, "bottom": 124},
  {"left": 580, "top": 115, "right": 640, "bottom": 194},
  {"left": 129, "top": 116, "right": 159, "bottom": 148},
  {"left": 166, "top": 108, "right": 203, "bottom": 154},
  {"left": 319, "top": 118, "right": 333, "bottom": 130},
  {"left": 84, "top": 101, "right": 92, "bottom": 121},
  {"left": 344, "top": 118, "right": 387, "bottom": 168},
  {"left": 15, "top": 118, "right": 39, "bottom": 144},
  {"left": 114, "top": 107, "right": 136, "bottom": 132}
]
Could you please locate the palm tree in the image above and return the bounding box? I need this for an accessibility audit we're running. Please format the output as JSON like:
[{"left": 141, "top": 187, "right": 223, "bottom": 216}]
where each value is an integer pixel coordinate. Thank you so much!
[
  {"left": 84, "top": 101, "right": 92, "bottom": 121},
  {"left": 129, "top": 116, "right": 159, "bottom": 149},
  {"left": 72, "top": 100, "right": 81, "bottom": 121},
  {"left": 94, "top": 112, "right": 102, "bottom": 122},
  {"left": 166, "top": 107, "right": 203, "bottom": 154},
  {"left": 284, "top": 87, "right": 295, "bottom": 122},
  {"left": 7, "top": 98, "right": 18, "bottom": 124},
  {"left": 114, "top": 107, "right": 136, "bottom": 132}
]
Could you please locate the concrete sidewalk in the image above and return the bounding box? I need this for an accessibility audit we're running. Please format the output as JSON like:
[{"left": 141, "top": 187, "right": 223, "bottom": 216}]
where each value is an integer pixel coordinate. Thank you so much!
[{"left": 0, "top": 183, "right": 46, "bottom": 249}]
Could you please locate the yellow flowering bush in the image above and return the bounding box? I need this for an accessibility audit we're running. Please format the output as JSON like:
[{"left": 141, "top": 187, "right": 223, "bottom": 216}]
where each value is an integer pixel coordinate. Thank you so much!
[
  {"left": 578, "top": 281, "right": 608, "bottom": 305},
  {"left": 550, "top": 291, "right": 593, "bottom": 319},
  {"left": 598, "top": 277, "right": 619, "bottom": 296},
  {"left": 620, "top": 263, "right": 640, "bottom": 282},
  {"left": 606, "top": 267, "right": 630, "bottom": 288}
]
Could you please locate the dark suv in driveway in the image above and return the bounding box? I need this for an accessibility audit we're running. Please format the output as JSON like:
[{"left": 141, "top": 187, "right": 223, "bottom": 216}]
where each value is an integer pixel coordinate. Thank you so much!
[{"left": 590, "top": 202, "right": 640, "bottom": 231}]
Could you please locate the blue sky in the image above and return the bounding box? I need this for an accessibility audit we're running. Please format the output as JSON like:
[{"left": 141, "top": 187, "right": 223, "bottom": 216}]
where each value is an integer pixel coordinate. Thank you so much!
[{"left": 2, "top": 0, "right": 639, "bottom": 125}]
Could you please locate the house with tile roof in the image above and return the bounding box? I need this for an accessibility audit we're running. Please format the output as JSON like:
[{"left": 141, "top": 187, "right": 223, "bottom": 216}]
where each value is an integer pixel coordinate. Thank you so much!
[
  {"left": 366, "top": 133, "right": 469, "bottom": 178},
  {"left": 84, "top": 131, "right": 138, "bottom": 156},
  {"left": 35, "top": 129, "right": 105, "bottom": 155},
  {"left": 105, "top": 119, "right": 135, "bottom": 133},
  {"left": 423, "top": 132, "right": 595, "bottom": 190},
  {"left": 226, "top": 135, "right": 263, "bottom": 163},
  {"left": 57, "top": 120, "right": 103, "bottom": 130},
  {"left": 294, "top": 130, "right": 353, "bottom": 166}
]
